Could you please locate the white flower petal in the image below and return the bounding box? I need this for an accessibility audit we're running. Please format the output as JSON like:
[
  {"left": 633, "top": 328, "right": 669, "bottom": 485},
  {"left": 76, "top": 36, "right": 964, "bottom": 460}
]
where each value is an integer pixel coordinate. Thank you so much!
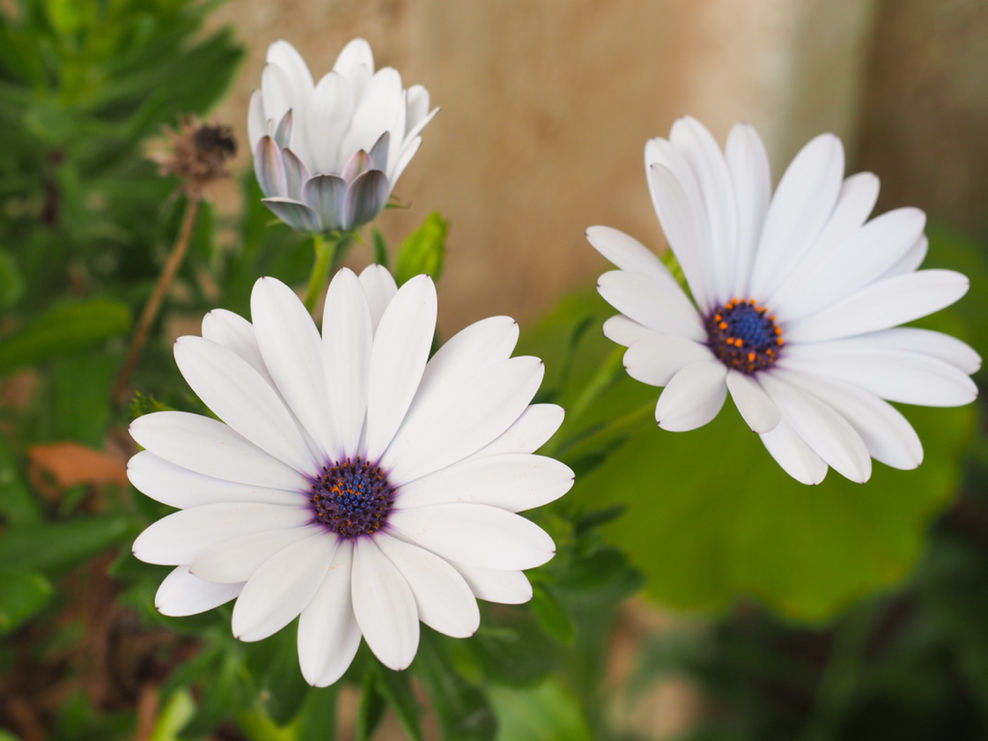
[
  {"left": 387, "top": 503, "right": 555, "bottom": 571},
  {"left": 248, "top": 90, "right": 266, "bottom": 154},
  {"left": 750, "top": 134, "right": 844, "bottom": 298},
  {"left": 389, "top": 135, "right": 422, "bottom": 187},
  {"left": 351, "top": 537, "right": 419, "bottom": 671},
  {"left": 266, "top": 40, "right": 315, "bottom": 106},
  {"left": 308, "top": 71, "right": 354, "bottom": 174},
  {"left": 725, "top": 122, "right": 771, "bottom": 297},
  {"left": 364, "top": 275, "right": 437, "bottom": 460},
  {"left": 778, "top": 370, "right": 922, "bottom": 469},
  {"left": 670, "top": 116, "right": 738, "bottom": 300},
  {"left": 602, "top": 315, "right": 653, "bottom": 347},
  {"left": 334, "top": 38, "right": 375, "bottom": 77},
  {"left": 585, "top": 225, "right": 669, "bottom": 281},
  {"left": 232, "top": 533, "right": 338, "bottom": 642},
  {"left": 758, "top": 418, "right": 828, "bottom": 485},
  {"left": 645, "top": 157, "right": 714, "bottom": 312},
  {"left": 405, "top": 85, "right": 430, "bottom": 134},
  {"left": 254, "top": 137, "right": 287, "bottom": 198},
  {"left": 760, "top": 373, "right": 871, "bottom": 483},
  {"left": 779, "top": 345, "right": 978, "bottom": 407},
  {"left": 358, "top": 264, "right": 398, "bottom": 334},
  {"left": 340, "top": 67, "right": 403, "bottom": 162},
  {"left": 623, "top": 333, "right": 715, "bottom": 387},
  {"left": 129, "top": 412, "right": 307, "bottom": 490},
  {"left": 262, "top": 197, "right": 322, "bottom": 232},
  {"left": 784, "top": 269, "right": 970, "bottom": 343},
  {"left": 376, "top": 533, "right": 480, "bottom": 638},
  {"left": 382, "top": 356, "right": 544, "bottom": 484},
  {"left": 298, "top": 540, "right": 361, "bottom": 687},
  {"left": 770, "top": 207, "right": 926, "bottom": 320},
  {"left": 252, "top": 277, "right": 341, "bottom": 461},
  {"left": 190, "top": 526, "right": 322, "bottom": 584},
  {"left": 322, "top": 269, "right": 373, "bottom": 457},
  {"left": 260, "top": 62, "right": 295, "bottom": 132},
  {"left": 395, "top": 454, "right": 573, "bottom": 512},
  {"left": 726, "top": 370, "right": 780, "bottom": 433},
  {"left": 468, "top": 403, "right": 565, "bottom": 458},
  {"left": 817, "top": 327, "right": 981, "bottom": 375},
  {"left": 451, "top": 562, "right": 532, "bottom": 604},
  {"left": 387, "top": 315, "right": 519, "bottom": 462},
  {"left": 133, "top": 503, "right": 312, "bottom": 566},
  {"left": 156, "top": 565, "right": 243, "bottom": 617},
  {"left": 127, "top": 451, "right": 307, "bottom": 509},
  {"left": 597, "top": 270, "right": 706, "bottom": 342},
  {"left": 883, "top": 234, "right": 928, "bottom": 278},
  {"left": 805, "top": 172, "right": 880, "bottom": 258},
  {"left": 654, "top": 360, "right": 728, "bottom": 431},
  {"left": 201, "top": 309, "right": 274, "bottom": 387},
  {"left": 174, "top": 337, "right": 315, "bottom": 474}
]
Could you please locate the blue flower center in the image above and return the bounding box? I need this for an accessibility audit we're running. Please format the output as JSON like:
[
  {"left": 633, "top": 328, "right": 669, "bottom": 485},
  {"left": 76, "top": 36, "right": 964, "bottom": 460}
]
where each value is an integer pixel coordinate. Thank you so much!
[
  {"left": 704, "top": 298, "right": 784, "bottom": 375},
  {"left": 309, "top": 458, "right": 394, "bottom": 539}
]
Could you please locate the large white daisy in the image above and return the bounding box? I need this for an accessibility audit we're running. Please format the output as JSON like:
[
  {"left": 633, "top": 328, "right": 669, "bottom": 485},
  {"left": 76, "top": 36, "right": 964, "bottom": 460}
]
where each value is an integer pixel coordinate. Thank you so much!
[
  {"left": 589, "top": 116, "right": 980, "bottom": 485},
  {"left": 248, "top": 38, "right": 437, "bottom": 233},
  {"left": 128, "top": 267, "right": 572, "bottom": 685}
]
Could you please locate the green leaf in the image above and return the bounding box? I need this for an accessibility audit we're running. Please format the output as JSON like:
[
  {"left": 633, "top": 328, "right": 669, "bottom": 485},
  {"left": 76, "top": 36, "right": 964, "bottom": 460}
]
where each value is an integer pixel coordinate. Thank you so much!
[
  {"left": 468, "top": 607, "right": 556, "bottom": 686},
  {"left": 416, "top": 633, "right": 497, "bottom": 741},
  {"left": 520, "top": 287, "right": 979, "bottom": 621},
  {"left": 245, "top": 621, "right": 310, "bottom": 727},
  {"left": 0, "top": 299, "right": 131, "bottom": 375},
  {"left": 0, "top": 516, "right": 134, "bottom": 574},
  {"left": 376, "top": 666, "right": 424, "bottom": 741},
  {"left": 372, "top": 228, "right": 390, "bottom": 269},
  {"left": 530, "top": 584, "right": 576, "bottom": 645},
  {"left": 355, "top": 665, "right": 387, "bottom": 741},
  {"left": 0, "top": 567, "right": 53, "bottom": 634},
  {"left": 148, "top": 688, "right": 196, "bottom": 741},
  {"left": 0, "top": 250, "right": 23, "bottom": 310},
  {"left": 488, "top": 679, "right": 594, "bottom": 741},
  {"left": 294, "top": 686, "right": 339, "bottom": 741},
  {"left": 0, "top": 436, "right": 42, "bottom": 525},
  {"left": 179, "top": 650, "right": 242, "bottom": 739},
  {"left": 394, "top": 212, "right": 447, "bottom": 286}
]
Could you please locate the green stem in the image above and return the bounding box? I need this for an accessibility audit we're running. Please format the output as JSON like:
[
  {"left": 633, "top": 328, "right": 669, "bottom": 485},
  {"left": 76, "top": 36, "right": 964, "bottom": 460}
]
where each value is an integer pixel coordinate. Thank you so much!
[
  {"left": 236, "top": 705, "right": 298, "bottom": 741},
  {"left": 557, "top": 399, "right": 655, "bottom": 460},
  {"left": 303, "top": 232, "right": 351, "bottom": 316},
  {"left": 542, "top": 346, "right": 626, "bottom": 457}
]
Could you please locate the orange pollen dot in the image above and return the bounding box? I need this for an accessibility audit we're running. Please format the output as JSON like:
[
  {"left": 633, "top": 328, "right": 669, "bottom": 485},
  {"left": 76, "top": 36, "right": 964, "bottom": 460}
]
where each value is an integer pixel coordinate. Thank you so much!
[
  {"left": 748, "top": 352, "right": 756, "bottom": 361},
  {"left": 719, "top": 321, "right": 728, "bottom": 330}
]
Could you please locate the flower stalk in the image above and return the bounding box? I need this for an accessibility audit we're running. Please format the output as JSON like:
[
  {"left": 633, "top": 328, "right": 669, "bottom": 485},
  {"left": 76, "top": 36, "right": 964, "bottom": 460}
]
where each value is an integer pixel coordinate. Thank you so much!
[
  {"left": 303, "top": 231, "right": 352, "bottom": 315},
  {"left": 112, "top": 196, "right": 200, "bottom": 404}
]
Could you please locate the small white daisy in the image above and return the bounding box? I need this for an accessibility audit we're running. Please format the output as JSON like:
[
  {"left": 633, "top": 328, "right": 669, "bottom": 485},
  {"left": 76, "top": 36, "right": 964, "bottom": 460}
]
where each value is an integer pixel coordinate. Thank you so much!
[
  {"left": 589, "top": 116, "right": 980, "bottom": 485},
  {"left": 248, "top": 38, "right": 437, "bottom": 233},
  {"left": 128, "top": 267, "right": 572, "bottom": 685}
]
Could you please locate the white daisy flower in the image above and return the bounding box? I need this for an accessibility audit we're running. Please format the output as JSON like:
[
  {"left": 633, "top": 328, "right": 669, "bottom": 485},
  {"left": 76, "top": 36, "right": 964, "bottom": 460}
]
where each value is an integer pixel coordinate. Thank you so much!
[
  {"left": 128, "top": 267, "right": 571, "bottom": 685},
  {"left": 248, "top": 38, "right": 437, "bottom": 233},
  {"left": 589, "top": 116, "right": 980, "bottom": 485}
]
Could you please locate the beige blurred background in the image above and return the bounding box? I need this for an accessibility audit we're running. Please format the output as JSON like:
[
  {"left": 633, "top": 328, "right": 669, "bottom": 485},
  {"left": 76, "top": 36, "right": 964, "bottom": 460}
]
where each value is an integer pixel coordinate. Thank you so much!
[
  {"left": 200, "top": 1, "right": 987, "bottom": 737},
  {"left": 208, "top": 0, "right": 988, "bottom": 338}
]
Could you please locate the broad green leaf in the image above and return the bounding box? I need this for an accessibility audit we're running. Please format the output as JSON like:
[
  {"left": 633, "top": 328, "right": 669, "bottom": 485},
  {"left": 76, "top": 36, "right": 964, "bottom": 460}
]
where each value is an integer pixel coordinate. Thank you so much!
[
  {"left": 0, "top": 299, "right": 131, "bottom": 375},
  {"left": 0, "top": 567, "right": 53, "bottom": 634},
  {"left": 488, "top": 679, "right": 594, "bottom": 741},
  {"left": 394, "top": 212, "right": 447, "bottom": 286},
  {"left": 0, "top": 515, "right": 134, "bottom": 574},
  {"left": 520, "top": 287, "right": 979, "bottom": 621},
  {"left": 467, "top": 606, "right": 557, "bottom": 686},
  {"left": 179, "top": 650, "right": 241, "bottom": 739}
]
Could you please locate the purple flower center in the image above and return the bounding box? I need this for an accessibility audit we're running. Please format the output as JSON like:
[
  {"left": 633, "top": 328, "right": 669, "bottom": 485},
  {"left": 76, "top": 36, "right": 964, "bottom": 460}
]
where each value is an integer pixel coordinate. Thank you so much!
[
  {"left": 309, "top": 458, "right": 395, "bottom": 539},
  {"left": 704, "top": 298, "right": 784, "bottom": 375}
]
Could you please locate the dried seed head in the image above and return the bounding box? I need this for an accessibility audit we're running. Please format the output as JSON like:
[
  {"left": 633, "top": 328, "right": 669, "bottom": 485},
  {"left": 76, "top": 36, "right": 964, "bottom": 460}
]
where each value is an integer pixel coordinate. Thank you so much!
[{"left": 150, "top": 117, "right": 237, "bottom": 197}]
